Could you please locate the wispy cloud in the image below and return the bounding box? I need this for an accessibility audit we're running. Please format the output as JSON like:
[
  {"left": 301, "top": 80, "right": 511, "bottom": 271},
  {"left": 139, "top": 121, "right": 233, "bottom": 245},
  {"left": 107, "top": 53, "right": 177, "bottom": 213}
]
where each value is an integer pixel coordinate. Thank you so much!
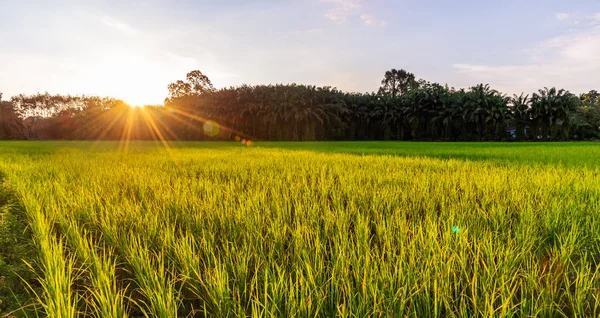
[
  {"left": 361, "top": 14, "right": 386, "bottom": 27},
  {"left": 321, "top": 0, "right": 361, "bottom": 23},
  {"left": 453, "top": 21, "right": 600, "bottom": 94},
  {"left": 320, "top": 0, "right": 386, "bottom": 26},
  {"left": 555, "top": 12, "right": 570, "bottom": 21},
  {"left": 554, "top": 11, "right": 600, "bottom": 27},
  {"left": 101, "top": 17, "right": 139, "bottom": 36},
  {"left": 592, "top": 12, "right": 600, "bottom": 26}
]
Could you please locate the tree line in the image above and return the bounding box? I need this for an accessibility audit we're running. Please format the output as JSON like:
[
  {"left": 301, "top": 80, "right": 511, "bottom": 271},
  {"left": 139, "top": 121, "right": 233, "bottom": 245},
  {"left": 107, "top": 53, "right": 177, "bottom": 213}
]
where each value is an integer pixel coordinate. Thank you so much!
[{"left": 1, "top": 69, "right": 600, "bottom": 141}]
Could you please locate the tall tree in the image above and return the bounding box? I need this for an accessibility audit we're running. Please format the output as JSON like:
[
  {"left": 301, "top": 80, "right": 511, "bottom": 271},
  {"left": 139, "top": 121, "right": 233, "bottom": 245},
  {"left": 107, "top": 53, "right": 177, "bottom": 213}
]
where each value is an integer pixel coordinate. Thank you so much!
[
  {"left": 511, "top": 94, "right": 530, "bottom": 140},
  {"left": 0, "top": 94, "right": 23, "bottom": 139},
  {"left": 0, "top": 68, "right": 593, "bottom": 142},
  {"left": 166, "top": 70, "right": 215, "bottom": 100},
  {"left": 571, "top": 91, "right": 600, "bottom": 139},
  {"left": 378, "top": 69, "right": 419, "bottom": 97},
  {"left": 530, "top": 87, "right": 578, "bottom": 140}
]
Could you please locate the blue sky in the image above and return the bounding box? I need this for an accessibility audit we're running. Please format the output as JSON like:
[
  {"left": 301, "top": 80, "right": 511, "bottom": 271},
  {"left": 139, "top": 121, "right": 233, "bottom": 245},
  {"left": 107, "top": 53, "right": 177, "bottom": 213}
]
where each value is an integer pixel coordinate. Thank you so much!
[{"left": 1, "top": 0, "right": 599, "bottom": 105}]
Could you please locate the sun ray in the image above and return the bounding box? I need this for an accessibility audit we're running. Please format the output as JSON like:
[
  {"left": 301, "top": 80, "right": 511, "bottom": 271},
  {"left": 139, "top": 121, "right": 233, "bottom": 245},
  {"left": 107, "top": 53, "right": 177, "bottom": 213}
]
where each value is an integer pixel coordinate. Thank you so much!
[
  {"left": 92, "top": 107, "right": 128, "bottom": 149},
  {"left": 73, "top": 107, "right": 123, "bottom": 140},
  {"left": 146, "top": 109, "right": 180, "bottom": 142},
  {"left": 167, "top": 107, "right": 256, "bottom": 141},
  {"left": 139, "top": 107, "right": 171, "bottom": 150},
  {"left": 138, "top": 107, "right": 185, "bottom": 171},
  {"left": 118, "top": 107, "right": 136, "bottom": 153},
  {"left": 141, "top": 111, "right": 160, "bottom": 145},
  {"left": 158, "top": 109, "right": 205, "bottom": 137}
]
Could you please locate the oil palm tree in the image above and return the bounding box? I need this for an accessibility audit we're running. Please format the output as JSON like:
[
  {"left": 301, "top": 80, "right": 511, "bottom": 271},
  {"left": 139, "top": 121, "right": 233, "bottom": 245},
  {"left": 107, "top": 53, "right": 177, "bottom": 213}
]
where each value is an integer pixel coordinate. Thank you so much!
[{"left": 511, "top": 93, "right": 530, "bottom": 140}]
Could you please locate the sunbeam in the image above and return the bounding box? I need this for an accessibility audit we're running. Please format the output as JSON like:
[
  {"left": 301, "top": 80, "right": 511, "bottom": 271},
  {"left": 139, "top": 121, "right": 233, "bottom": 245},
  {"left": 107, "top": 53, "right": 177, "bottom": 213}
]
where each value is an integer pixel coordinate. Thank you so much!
[
  {"left": 92, "top": 107, "right": 128, "bottom": 148},
  {"left": 118, "top": 107, "right": 136, "bottom": 153},
  {"left": 139, "top": 107, "right": 171, "bottom": 150},
  {"left": 167, "top": 107, "right": 256, "bottom": 141}
]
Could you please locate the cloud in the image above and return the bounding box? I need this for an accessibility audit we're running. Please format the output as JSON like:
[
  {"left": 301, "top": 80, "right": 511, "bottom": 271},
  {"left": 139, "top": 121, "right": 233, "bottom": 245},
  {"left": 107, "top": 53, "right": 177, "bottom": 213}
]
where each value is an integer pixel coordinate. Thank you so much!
[
  {"left": 554, "top": 12, "right": 600, "bottom": 27},
  {"left": 321, "top": 0, "right": 361, "bottom": 23},
  {"left": 555, "top": 12, "right": 570, "bottom": 21},
  {"left": 101, "top": 17, "right": 139, "bottom": 36},
  {"left": 280, "top": 28, "right": 323, "bottom": 40},
  {"left": 592, "top": 12, "right": 600, "bottom": 26},
  {"left": 453, "top": 25, "right": 600, "bottom": 95},
  {"left": 361, "top": 14, "right": 386, "bottom": 27},
  {"left": 320, "top": 0, "right": 385, "bottom": 26}
]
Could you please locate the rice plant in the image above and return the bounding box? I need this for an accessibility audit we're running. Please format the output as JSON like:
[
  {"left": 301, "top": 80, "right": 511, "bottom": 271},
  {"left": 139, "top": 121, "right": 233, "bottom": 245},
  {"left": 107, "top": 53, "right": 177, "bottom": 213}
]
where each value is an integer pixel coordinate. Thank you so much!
[{"left": 1, "top": 141, "right": 600, "bottom": 317}]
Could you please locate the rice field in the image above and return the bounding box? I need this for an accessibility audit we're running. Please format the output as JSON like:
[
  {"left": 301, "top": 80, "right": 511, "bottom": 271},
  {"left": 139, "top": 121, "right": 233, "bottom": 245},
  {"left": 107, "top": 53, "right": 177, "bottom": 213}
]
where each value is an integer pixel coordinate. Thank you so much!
[{"left": 1, "top": 141, "right": 600, "bottom": 317}]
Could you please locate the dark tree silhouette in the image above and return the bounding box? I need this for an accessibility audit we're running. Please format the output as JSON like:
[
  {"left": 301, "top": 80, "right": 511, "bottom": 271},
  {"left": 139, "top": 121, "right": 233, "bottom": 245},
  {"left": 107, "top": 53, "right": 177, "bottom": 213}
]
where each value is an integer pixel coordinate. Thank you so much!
[
  {"left": 0, "top": 70, "right": 598, "bottom": 141},
  {"left": 378, "top": 69, "right": 419, "bottom": 97},
  {"left": 0, "top": 93, "right": 23, "bottom": 139}
]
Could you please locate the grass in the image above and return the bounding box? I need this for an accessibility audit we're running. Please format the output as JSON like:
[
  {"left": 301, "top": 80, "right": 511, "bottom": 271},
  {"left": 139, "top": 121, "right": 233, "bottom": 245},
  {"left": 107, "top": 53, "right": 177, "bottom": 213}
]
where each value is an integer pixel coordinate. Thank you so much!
[
  {"left": 0, "top": 141, "right": 600, "bottom": 317},
  {"left": 0, "top": 172, "right": 40, "bottom": 317}
]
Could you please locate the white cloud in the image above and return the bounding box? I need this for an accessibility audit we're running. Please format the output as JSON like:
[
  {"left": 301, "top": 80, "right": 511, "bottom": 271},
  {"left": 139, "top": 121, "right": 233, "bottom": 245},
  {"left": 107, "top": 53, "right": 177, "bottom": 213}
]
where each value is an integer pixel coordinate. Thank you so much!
[
  {"left": 554, "top": 12, "right": 600, "bottom": 27},
  {"left": 320, "top": 0, "right": 385, "bottom": 27},
  {"left": 102, "top": 17, "right": 139, "bottom": 36},
  {"left": 453, "top": 26, "right": 600, "bottom": 95},
  {"left": 555, "top": 12, "right": 570, "bottom": 21},
  {"left": 592, "top": 12, "right": 600, "bottom": 26},
  {"left": 361, "top": 14, "right": 387, "bottom": 27},
  {"left": 321, "top": 0, "right": 361, "bottom": 23}
]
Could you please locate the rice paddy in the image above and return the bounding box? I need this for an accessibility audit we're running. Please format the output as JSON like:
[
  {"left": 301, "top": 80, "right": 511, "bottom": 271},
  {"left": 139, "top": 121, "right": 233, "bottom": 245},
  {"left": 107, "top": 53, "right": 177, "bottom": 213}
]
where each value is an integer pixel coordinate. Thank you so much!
[{"left": 1, "top": 141, "right": 600, "bottom": 317}]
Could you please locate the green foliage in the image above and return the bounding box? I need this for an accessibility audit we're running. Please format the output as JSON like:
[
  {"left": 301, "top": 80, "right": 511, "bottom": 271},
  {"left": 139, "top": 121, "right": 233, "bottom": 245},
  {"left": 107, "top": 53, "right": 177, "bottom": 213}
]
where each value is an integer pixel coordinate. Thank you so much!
[
  {"left": 378, "top": 68, "right": 419, "bottom": 97},
  {"left": 2, "top": 70, "right": 599, "bottom": 142},
  {"left": 571, "top": 91, "right": 600, "bottom": 140},
  {"left": 530, "top": 87, "right": 580, "bottom": 140}
]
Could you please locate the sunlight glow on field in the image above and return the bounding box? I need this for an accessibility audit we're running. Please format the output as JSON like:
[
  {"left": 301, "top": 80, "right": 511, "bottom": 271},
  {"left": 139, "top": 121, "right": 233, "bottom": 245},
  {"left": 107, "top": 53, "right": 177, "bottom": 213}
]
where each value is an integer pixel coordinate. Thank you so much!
[{"left": 2, "top": 142, "right": 600, "bottom": 316}]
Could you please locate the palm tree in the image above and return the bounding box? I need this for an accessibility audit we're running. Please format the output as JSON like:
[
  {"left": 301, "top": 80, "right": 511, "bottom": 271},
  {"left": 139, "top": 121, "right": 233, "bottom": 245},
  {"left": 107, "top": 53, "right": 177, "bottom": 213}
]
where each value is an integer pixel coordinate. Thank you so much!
[
  {"left": 370, "top": 95, "right": 396, "bottom": 140},
  {"left": 463, "top": 85, "right": 489, "bottom": 140},
  {"left": 530, "top": 87, "right": 577, "bottom": 140},
  {"left": 486, "top": 95, "right": 511, "bottom": 140},
  {"left": 402, "top": 86, "right": 432, "bottom": 140},
  {"left": 511, "top": 94, "right": 530, "bottom": 140},
  {"left": 431, "top": 105, "right": 457, "bottom": 140}
]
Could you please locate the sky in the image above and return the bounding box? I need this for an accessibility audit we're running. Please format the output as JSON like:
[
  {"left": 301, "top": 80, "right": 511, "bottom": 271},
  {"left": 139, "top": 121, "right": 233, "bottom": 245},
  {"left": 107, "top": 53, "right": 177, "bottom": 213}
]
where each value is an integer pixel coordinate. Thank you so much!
[{"left": 1, "top": 0, "right": 599, "bottom": 105}]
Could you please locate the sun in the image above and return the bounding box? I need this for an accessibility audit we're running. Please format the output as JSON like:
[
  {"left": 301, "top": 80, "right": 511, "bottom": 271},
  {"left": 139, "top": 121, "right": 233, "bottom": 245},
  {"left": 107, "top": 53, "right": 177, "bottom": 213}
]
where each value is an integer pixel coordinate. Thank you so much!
[
  {"left": 123, "top": 94, "right": 162, "bottom": 108},
  {"left": 124, "top": 96, "right": 151, "bottom": 108}
]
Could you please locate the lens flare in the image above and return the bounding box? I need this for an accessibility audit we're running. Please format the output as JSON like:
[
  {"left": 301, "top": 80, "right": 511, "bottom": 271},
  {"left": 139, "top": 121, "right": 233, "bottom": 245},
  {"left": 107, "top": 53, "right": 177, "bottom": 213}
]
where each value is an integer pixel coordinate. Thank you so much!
[
  {"left": 234, "top": 136, "right": 241, "bottom": 141},
  {"left": 246, "top": 140, "right": 253, "bottom": 146},
  {"left": 241, "top": 139, "right": 247, "bottom": 145},
  {"left": 203, "top": 120, "right": 220, "bottom": 137}
]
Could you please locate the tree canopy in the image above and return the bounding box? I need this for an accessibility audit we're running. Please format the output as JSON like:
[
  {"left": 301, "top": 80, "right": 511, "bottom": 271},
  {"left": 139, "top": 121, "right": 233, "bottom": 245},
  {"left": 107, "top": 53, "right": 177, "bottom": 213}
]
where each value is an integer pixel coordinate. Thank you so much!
[{"left": 0, "top": 69, "right": 597, "bottom": 141}]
